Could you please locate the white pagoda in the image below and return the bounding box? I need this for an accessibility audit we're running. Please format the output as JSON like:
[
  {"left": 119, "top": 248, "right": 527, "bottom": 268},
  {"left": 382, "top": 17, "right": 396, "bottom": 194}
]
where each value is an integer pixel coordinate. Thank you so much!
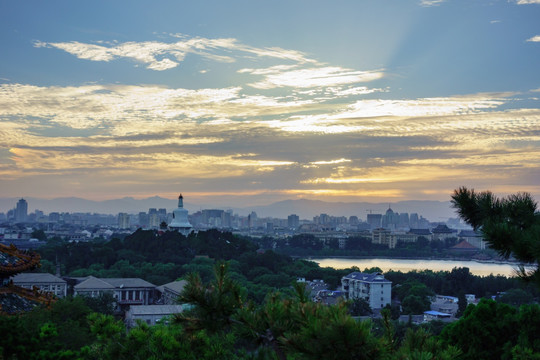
[{"left": 168, "top": 194, "right": 193, "bottom": 236}]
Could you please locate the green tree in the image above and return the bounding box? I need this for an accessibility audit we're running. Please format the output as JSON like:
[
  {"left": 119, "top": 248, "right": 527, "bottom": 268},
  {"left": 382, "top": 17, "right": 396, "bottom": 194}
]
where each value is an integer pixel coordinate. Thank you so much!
[
  {"left": 84, "top": 313, "right": 243, "bottom": 360},
  {"left": 348, "top": 297, "right": 373, "bottom": 316},
  {"left": 451, "top": 187, "right": 540, "bottom": 285},
  {"left": 395, "top": 280, "right": 434, "bottom": 314},
  {"left": 173, "top": 261, "right": 245, "bottom": 333},
  {"left": 441, "top": 299, "right": 518, "bottom": 360},
  {"left": 395, "top": 327, "right": 461, "bottom": 360},
  {"left": 0, "top": 297, "right": 95, "bottom": 359},
  {"left": 401, "top": 294, "right": 430, "bottom": 315},
  {"left": 456, "top": 292, "right": 468, "bottom": 317},
  {"left": 80, "top": 292, "right": 116, "bottom": 315},
  {"left": 31, "top": 228, "right": 48, "bottom": 241},
  {"left": 235, "top": 282, "right": 386, "bottom": 360},
  {"left": 498, "top": 288, "right": 534, "bottom": 308}
]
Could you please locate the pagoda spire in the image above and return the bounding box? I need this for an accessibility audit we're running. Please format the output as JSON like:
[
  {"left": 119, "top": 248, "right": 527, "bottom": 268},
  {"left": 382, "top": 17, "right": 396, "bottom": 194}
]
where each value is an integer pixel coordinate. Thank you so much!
[{"left": 178, "top": 194, "right": 183, "bottom": 208}]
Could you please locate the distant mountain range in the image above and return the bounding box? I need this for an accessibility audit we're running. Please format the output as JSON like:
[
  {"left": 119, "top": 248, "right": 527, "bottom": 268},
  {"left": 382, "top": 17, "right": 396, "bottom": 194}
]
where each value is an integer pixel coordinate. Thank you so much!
[{"left": 0, "top": 196, "right": 458, "bottom": 222}]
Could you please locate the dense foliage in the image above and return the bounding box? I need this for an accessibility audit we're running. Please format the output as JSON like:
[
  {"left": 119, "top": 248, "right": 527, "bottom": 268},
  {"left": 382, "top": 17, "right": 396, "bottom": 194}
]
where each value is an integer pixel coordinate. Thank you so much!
[{"left": 451, "top": 186, "right": 540, "bottom": 285}]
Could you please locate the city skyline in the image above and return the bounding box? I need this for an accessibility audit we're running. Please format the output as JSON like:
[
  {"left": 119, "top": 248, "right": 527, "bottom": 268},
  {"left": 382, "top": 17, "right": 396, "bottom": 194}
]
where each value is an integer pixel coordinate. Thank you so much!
[
  {"left": 1, "top": 1, "right": 540, "bottom": 207},
  {"left": 0, "top": 195, "right": 458, "bottom": 222}
]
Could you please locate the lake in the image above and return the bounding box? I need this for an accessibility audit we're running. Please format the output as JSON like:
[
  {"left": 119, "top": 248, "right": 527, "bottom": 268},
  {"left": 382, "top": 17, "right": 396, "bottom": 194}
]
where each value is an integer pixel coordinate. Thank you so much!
[{"left": 310, "top": 257, "right": 527, "bottom": 277}]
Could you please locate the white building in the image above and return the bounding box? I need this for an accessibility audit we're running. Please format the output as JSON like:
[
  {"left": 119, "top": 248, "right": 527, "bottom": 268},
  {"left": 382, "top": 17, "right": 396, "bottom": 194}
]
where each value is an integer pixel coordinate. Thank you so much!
[
  {"left": 341, "top": 272, "right": 392, "bottom": 309},
  {"left": 11, "top": 273, "right": 67, "bottom": 298},
  {"left": 168, "top": 194, "right": 193, "bottom": 236}
]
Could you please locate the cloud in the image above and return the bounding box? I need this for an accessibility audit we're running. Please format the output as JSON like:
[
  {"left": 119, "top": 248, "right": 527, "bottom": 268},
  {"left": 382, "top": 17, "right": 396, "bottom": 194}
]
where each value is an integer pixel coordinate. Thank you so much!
[
  {"left": 339, "top": 94, "right": 508, "bottom": 118},
  {"left": 1, "top": 79, "right": 539, "bottom": 203},
  {"left": 420, "top": 0, "right": 446, "bottom": 6},
  {"left": 35, "top": 35, "right": 315, "bottom": 71},
  {"left": 516, "top": 0, "right": 540, "bottom": 4},
  {"left": 526, "top": 35, "right": 540, "bottom": 42},
  {"left": 240, "top": 66, "right": 384, "bottom": 89},
  {"left": 310, "top": 159, "right": 352, "bottom": 165}
]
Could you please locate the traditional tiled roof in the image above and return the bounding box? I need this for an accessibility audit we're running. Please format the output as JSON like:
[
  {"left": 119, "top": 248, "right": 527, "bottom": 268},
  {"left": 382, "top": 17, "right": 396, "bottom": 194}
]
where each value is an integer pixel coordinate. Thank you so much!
[
  {"left": 105, "top": 278, "right": 156, "bottom": 288},
  {"left": 408, "top": 228, "right": 431, "bottom": 235},
  {"left": 451, "top": 240, "right": 478, "bottom": 250},
  {"left": 158, "top": 280, "right": 187, "bottom": 294},
  {"left": 431, "top": 224, "right": 454, "bottom": 234},
  {"left": 11, "top": 273, "right": 66, "bottom": 284},
  {"left": 74, "top": 276, "right": 115, "bottom": 290}
]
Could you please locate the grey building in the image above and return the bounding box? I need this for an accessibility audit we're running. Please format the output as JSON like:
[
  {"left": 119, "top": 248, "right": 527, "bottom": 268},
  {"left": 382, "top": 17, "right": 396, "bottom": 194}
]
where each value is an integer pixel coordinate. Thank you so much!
[
  {"left": 74, "top": 276, "right": 156, "bottom": 309},
  {"left": 157, "top": 280, "right": 187, "bottom": 305},
  {"left": 11, "top": 273, "right": 67, "bottom": 298},
  {"left": 15, "top": 198, "right": 28, "bottom": 223}
]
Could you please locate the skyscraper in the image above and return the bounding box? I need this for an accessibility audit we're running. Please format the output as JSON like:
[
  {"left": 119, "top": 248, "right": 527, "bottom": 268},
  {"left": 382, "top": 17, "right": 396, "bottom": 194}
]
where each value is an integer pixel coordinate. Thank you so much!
[
  {"left": 15, "top": 198, "right": 28, "bottom": 223},
  {"left": 367, "top": 213, "right": 382, "bottom": 230}
]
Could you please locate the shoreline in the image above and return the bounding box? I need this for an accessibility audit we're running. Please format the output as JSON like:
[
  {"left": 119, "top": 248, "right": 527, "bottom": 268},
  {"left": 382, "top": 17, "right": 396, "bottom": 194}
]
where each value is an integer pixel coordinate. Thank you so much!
[
  {"left": 298, "top": 256, "right": 532, "bottom": 277},
  {"left": 301, "top": 255, "right": 522, "bottom": 267}
]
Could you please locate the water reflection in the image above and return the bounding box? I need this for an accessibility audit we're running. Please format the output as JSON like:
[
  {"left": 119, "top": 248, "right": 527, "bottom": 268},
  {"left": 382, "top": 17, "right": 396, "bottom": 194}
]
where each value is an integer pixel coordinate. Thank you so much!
[{"left": 311, "top": 258, "right": 523, "bottom": 277}]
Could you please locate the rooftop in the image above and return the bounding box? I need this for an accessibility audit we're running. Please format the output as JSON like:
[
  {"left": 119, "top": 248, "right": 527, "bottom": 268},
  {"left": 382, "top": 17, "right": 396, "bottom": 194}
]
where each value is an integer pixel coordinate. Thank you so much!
[
  {"left": 343, "top": 272, "right": 391, "bottom": 283},
  {"left": 11, "top": 273, "right": 66, "bottom": 284},
  {"left": 128, "top": 304, "right": 184, "bottom": 316}
]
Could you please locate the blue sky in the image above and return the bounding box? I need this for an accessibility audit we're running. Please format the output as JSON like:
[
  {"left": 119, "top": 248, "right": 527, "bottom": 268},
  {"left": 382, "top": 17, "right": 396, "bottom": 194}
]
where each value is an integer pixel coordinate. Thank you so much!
[{"left": 1, "top": 0, "right": 540, "bottom": 207}]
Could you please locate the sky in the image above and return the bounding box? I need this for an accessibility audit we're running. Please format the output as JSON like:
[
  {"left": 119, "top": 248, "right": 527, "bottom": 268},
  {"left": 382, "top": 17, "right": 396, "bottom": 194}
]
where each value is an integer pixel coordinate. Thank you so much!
[{"left": 1, "top": 0, "right": 540, "bottom": 208}]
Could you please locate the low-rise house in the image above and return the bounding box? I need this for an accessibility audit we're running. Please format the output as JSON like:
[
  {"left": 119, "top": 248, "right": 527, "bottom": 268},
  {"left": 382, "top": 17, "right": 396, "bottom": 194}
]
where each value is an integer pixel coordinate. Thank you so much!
[
  {"left": 74, "top": 276, "right": 156, "bottom": 309},
  {"left": 314, "top": 290, "right": 347, "bottom": 305},
  {"left": 157, "top": 280, "right": 187, "bottom": 305},
  {"left": 300, "top": 279, "right": 329, "bottom": 301},
  {"left": 341, "top": 272, "right": 392, "bottom": 309},
  {"left": 424, "top": 310, "right": 452, "bottom": 322},
  {"left": 431, "top": 295, "right": 458, "bottom": 316},
  {"left": 125, "top": 304, "right": 184, "bottom": 328},
  {"left": 465, "top": 294, "right": 476, "bottom": 304},
  {"left": 11, "top": 273, "right": 67, "bottom": 298}
]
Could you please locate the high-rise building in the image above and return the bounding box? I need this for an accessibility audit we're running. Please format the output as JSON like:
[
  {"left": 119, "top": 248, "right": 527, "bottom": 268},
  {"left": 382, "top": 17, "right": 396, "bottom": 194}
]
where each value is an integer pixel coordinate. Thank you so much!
[
  {"left": 15, "top": 198, "right": 28, "bottom": 223},
  {"left": 138, "top": 212, "right": 149, "bottom": 227},
  {"left": 118, "top": 213, "right": 130, "bottom": 229},
  {"left": 381, "top": 207, "right": 399, "bottom": 230},
  {"left": 158, "top": 208, "right": 167, "bottom": 222},
  {"left": 288, "top": 214, "right": 300, "bottom": 229},
  {"left": 367, "top": 213, "right": 382, "bottom": 230},
  {"left": 399, "top": 213, "right": 410, "bottom": 228},
  {"left": 409, "top": 213, "right": 419, "bottom": 228},
  {"left": 202, "top": 209, "right": 224, "bottom": 225}
]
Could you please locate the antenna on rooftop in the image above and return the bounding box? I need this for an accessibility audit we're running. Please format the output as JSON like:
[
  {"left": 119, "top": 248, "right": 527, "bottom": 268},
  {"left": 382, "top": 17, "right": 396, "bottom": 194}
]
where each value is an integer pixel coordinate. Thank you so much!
[{"left": 366, "top": 209, "right": 381, "bottom": 214}]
